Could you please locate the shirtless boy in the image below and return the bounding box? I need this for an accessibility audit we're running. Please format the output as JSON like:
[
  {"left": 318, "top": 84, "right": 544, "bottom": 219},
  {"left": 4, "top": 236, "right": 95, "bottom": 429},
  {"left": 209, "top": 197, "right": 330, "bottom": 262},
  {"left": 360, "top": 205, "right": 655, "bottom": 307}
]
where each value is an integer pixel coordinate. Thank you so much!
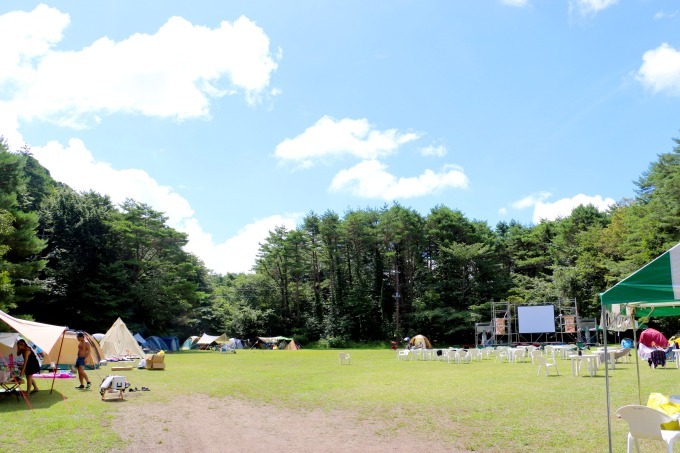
[{"left": 75, "top": 332, "right": 91, "bottom": 389}]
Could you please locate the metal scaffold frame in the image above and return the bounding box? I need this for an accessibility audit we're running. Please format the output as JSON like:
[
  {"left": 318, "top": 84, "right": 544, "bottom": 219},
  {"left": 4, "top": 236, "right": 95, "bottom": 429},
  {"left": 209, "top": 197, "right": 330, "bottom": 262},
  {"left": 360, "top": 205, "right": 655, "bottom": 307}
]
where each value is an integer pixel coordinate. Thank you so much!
[
  {"left": 478, "top": 299, "right": 584, "bottom": 345},
  {"left": 491, "top": 301, "right": 516, "bottom": 345}
]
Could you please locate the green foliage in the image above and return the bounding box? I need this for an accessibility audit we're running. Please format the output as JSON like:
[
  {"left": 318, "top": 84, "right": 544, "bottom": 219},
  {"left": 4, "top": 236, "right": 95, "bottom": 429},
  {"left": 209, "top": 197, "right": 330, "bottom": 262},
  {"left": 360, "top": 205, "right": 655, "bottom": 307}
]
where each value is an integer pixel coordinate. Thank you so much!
[{"left": 6, "top": 131, "right": 680, "bottom": 345}]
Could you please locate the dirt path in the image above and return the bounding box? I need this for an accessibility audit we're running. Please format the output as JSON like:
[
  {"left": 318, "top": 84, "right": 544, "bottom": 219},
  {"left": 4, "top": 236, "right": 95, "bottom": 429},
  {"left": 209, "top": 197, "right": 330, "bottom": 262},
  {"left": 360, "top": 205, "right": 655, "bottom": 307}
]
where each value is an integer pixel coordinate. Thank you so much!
[{"left": 112, "top": 393, "right": 468, "bottom": 453}]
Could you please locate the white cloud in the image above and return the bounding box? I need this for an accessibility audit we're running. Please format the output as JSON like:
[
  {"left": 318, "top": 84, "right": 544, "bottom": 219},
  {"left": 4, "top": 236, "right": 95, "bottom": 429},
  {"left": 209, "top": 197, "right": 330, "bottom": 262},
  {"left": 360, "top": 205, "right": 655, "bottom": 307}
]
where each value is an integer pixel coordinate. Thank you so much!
[
  {"left": 274, "top": 116, "right": 420, "bottom": 168},
  {"left": 31, "top": 139, "right": 294, "bottom": 274},
  {"left": 182, "top": 214, "right": 299, "bottom": 274},
  {"left": 501, "top": 0, "right": 529, "bottom": 7},
  {"left": 329, "top": 159, "right": 468, "bottom": 200},
  {"left": 0, "top": 6, "right": 279, "bottom": 128},
  {"left": 0, "top": 4, "right": 69, "bottom": 84},
  {"left": 569, "top": 0, "right": 619, "bottom": 16},
  {"left": 514, "top": 193, "right": 615, "bottom": 223},
  {"left": 636, "top": 43, "right": 680, "bottom": 96},
  {"left": 419, "top": 144, "right": 447, "bottom": 157},
  {"left": 654, "top": 11, "right": 679, "bottom": 20},
  {"left": 511, "top": 191, "right": 552, "bottom": 210}
]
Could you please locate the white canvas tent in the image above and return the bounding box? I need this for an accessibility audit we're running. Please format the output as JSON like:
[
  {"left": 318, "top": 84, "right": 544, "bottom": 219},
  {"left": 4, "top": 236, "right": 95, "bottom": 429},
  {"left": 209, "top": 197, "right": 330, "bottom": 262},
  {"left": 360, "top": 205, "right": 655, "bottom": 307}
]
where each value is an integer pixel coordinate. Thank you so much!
[
  {"left": 99, "top": 318, "right": 145, "bottom": 358},
  {"left": 197, "top": 333, "right": 220, "bottom": 346}
]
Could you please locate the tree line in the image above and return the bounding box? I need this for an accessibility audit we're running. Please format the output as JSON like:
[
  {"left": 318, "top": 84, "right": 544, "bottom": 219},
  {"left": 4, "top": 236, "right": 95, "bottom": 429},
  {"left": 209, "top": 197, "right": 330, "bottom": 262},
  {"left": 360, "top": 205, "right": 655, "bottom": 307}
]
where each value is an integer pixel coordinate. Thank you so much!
[{"left": 2, "top": 135, "right": 680, "bottom": 345}]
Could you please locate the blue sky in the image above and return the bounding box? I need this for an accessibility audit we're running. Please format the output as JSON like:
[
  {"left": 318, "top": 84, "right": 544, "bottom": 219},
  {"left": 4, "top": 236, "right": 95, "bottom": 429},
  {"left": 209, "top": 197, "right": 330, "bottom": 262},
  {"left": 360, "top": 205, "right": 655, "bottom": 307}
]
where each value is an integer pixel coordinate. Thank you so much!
[{"left": 1, "top": 1, "right": 680, "bottom": 274}]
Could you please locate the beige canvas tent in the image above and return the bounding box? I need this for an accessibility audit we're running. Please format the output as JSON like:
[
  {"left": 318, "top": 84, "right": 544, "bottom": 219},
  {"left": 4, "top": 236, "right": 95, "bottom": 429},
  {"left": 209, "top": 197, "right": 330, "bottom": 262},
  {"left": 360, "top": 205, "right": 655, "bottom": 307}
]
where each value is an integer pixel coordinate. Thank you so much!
[
  {"left": 99, "top": 318, "right": 145, "bottom": 358},
  {"left": 408, "top": 335, "right": 432, "bottom": 349},
  {"left": 196, "top": 333, "right": 220, "bottom": 348},
  {"left": 0, "top": 310, "right": 104, "bottom": 395},
  {"left": 0, "top": 310, "right": 66, "bottom": 355},
  {"left": 44, "top": 330, "right": 104, "bottom": 369}
]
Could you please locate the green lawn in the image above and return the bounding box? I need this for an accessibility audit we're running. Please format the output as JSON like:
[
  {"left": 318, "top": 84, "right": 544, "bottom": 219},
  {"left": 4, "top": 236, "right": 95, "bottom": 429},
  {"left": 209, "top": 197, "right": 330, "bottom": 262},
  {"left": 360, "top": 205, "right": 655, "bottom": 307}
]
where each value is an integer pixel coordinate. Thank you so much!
[{"left": 1, "top": 348, "right": 678, "bottom": 452}]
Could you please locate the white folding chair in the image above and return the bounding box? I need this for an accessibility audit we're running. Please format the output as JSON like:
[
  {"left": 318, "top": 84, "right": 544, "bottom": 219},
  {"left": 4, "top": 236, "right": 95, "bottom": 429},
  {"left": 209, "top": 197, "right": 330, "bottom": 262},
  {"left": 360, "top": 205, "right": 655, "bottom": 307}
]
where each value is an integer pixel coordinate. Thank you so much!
[
  {"left": 338, "top": 352, "right": 351, "bottom": 365},
  {"left": 397, "top": 349, "right": 410, "bottom": 361},
  {"left": 458, "top": 349, "right": 471, "bottom": 364},
  {"left": 535, "top": 355, "right": 559, "bottom": 376},
  {"left": 616, "top": 405, "right": 680, "bottom": 452},
  {"left": 469, "top": 349, "right": 483, "bottom": 361}
]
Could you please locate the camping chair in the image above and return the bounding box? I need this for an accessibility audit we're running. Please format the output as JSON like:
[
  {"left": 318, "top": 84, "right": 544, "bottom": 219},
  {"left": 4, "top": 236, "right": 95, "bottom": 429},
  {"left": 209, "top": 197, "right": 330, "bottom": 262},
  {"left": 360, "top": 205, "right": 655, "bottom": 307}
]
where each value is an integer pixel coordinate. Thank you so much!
[
  {"left": 443, "top": 349, "right": 456, "bottom": 364},
  {"left": 535, "top": 355, "right": 559, "bottom": 376},
  {"left": 338, "top": 352, "right": 350, "bottom": 365},
  {"left": 513, "top": 349, "right": 526, "bottom": 363},
  {"left": 495, "top": 347, "right": 509, "bottom": 363},
  {"left": 616, "top": 405, "right": 680, "bottom": 452},
  {"left": 469, "top": 349, "right": 483, "bottom": 361},
  {"left": 544, "top": 345, "right": 554, "bottom": 359},
  {"left": 614, "top": 347, "right": 632, "bottom": 364}
]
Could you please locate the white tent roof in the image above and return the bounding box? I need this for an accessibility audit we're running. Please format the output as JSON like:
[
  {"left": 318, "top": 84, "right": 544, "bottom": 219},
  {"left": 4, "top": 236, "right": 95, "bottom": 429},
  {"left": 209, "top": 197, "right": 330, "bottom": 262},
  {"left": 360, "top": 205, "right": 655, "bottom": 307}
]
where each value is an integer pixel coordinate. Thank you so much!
[
  {"left": 197, "top": 333, "right": 220, "bottom": 345},
  {"left": 99, "top": 317, "right": 145, "bottom": 358},
  {"left": 0, "top": 309, "right": 66, "bottom": 353}
]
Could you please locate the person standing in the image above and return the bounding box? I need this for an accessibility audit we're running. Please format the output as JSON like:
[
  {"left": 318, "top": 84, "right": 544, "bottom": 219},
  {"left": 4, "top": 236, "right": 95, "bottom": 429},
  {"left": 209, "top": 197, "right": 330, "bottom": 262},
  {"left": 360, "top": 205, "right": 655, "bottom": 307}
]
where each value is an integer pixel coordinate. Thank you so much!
[
  {"left": 75, "top": 332, "right": 91, "bottom": 389},
  {"left": 16, "top": 339, "right": 40, "bottom": 394}
]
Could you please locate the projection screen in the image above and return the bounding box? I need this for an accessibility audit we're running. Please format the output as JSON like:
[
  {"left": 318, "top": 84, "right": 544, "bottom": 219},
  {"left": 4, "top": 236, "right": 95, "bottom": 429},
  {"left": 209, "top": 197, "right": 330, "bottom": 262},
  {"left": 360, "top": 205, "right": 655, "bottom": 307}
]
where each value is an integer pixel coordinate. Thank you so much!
[{"left": 517, "top": 305, "right": 556, "bottom": 334}]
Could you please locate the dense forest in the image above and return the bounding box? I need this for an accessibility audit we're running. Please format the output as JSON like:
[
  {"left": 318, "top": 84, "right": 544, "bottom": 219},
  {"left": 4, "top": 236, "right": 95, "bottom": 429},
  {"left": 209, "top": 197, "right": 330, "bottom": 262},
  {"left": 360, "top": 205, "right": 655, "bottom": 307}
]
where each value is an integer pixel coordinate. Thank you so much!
[{"left": 2, "top": 135, "right": 680, "bottom": 345}]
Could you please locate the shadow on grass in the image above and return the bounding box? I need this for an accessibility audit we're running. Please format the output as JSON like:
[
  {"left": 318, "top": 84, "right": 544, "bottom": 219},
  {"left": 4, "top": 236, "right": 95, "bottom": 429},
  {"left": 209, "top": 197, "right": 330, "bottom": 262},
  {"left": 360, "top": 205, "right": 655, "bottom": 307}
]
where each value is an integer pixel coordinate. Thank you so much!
[{"left": 0, "top": 389, "right": 66, "bottom": 412}]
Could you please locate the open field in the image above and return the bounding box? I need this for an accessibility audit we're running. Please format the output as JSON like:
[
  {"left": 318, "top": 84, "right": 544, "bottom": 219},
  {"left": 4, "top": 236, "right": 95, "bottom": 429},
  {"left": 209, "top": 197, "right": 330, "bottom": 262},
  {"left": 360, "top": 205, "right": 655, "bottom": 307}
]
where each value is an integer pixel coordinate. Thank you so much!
[{"left": 1, "top": 348, "right": 679, "bottom": 452}]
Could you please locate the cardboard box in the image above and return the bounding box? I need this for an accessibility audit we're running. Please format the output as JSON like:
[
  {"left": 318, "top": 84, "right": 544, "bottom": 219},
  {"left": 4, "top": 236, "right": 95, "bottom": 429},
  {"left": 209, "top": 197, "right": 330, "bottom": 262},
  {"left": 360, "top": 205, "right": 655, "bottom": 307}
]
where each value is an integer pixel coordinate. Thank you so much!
[{"left": 144, "top": 353, "right": 166, "bottom": 370}]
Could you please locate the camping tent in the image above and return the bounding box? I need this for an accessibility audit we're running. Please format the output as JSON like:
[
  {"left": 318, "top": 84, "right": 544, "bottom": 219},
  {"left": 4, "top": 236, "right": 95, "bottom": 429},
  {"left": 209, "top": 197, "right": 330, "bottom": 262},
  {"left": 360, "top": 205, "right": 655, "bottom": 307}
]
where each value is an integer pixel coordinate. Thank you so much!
[
  {"left": 133, "top": 333, "right": 147, "bottom": 346},
  {"left": 145, "top": 336, "right": 169, "bottom": 352},
  {"left": 0, "top": 310, "right": 66, "bottom": 356},
  {"left": 0, "top": 333, "right": 47, "bottom": 369},
  {"left": 181, "top": 336, "right": 199, "bottom": 350},
  {"left": 44, "top": 330, "right": 104, "bottom": 369},
  {"left": 161, "top": 336, "right": 180, "bottom": 351},
  {"left": 0, "top": 310, "right": 103, "bottom": 370},
  {"left": 408, "top": 334, "right": 432, "bottom": 349},
  {"left": 196, "top": 333, "right": 220, "bottom": 348},
  {"left": 256, "top": 336, "right": 300, "bottom": 350},
  {"left": 99, "top": 318, "right": 145, "bottom": 358},
  {"left": 600, "top": 241, "right": 680, "bottom": 452}
]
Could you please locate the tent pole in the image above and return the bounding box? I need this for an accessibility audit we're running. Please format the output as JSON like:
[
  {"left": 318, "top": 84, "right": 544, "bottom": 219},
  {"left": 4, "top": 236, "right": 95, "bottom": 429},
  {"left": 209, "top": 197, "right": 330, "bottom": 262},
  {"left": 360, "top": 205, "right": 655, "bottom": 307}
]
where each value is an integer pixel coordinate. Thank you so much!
[
  {"left": 631, "top": 313, "right": 641, "bottom": 404},
  {"left": 50, "top": 329, "right": 67, "bottom": 395},
  {"left": 602, "top": 305, "right": 612, "bottom": 453}
]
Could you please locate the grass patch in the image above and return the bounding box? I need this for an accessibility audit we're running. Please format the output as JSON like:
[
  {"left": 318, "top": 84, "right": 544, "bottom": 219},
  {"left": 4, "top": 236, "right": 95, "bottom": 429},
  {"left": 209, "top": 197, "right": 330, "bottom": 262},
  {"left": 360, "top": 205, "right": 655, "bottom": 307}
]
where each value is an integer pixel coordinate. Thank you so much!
[{"left": 1, "top": 349, "right": 677, "bottom": 452}]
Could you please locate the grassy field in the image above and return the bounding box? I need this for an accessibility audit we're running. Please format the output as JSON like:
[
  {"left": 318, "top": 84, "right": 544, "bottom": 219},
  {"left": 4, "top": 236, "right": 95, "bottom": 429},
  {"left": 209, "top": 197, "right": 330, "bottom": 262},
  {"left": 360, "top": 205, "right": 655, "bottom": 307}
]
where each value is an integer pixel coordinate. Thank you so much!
[{"left": 1, "top": 348, "right": 679, "bottom": 452}]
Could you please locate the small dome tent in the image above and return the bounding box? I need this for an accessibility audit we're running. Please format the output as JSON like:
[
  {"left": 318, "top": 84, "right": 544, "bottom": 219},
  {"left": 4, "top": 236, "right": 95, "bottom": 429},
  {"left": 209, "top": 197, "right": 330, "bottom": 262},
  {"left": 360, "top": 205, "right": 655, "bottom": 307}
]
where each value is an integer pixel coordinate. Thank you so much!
[
  {"left": 145, "top": 336, "right": 169, "bottom": 353},
  {"left": 408, "top": 335, "right": 432, "bottom": 349},
  {"left": 181, "top": 336, "right": 200, "bottom": 350},
  {"left": 161, "top": 336, "right": 180, "bottom": 351}
]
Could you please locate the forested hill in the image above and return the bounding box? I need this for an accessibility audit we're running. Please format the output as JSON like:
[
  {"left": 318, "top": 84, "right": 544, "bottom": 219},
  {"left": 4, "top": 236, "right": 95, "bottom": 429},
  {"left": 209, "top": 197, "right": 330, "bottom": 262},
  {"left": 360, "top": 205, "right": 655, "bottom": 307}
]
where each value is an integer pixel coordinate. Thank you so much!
[{"left": 2, "top": 136, "right": 680, "bottom": 344}]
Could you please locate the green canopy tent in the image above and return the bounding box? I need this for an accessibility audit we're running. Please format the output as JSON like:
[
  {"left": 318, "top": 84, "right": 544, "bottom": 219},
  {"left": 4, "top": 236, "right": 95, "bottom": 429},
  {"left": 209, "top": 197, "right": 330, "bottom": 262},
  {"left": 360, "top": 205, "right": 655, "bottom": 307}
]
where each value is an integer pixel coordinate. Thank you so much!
[{"left": 599, "top": 242, "right": 680, "bottom": 452}]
